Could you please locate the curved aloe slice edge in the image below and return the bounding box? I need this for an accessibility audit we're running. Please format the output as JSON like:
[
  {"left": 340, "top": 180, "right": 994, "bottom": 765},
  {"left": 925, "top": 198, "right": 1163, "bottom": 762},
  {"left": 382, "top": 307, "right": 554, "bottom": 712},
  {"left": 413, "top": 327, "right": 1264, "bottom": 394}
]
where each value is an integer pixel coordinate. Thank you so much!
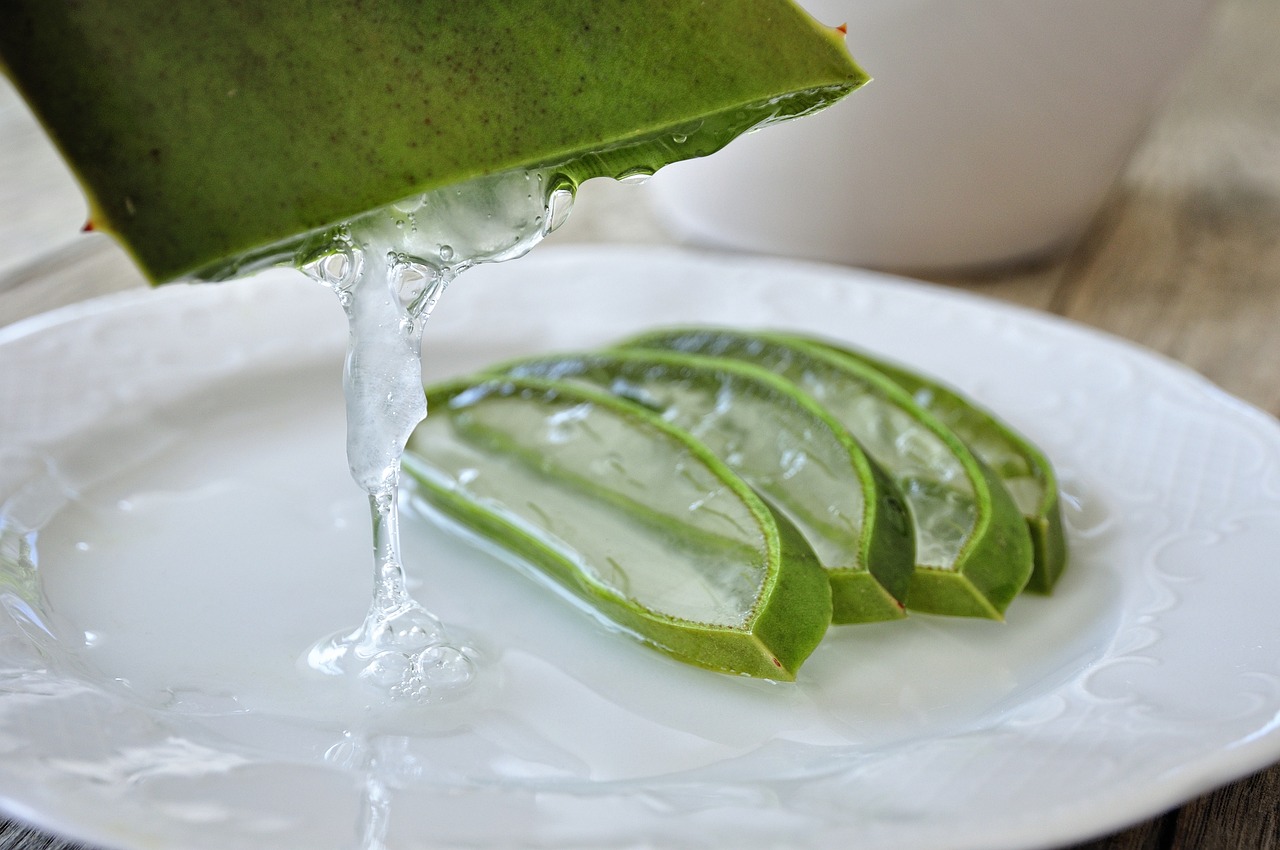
[
  {"left": 403, "top": 377, "right": 833, "bottom": 680},
  {"left": 797, "top": 336, "right": 1068, "bottom": 594}
]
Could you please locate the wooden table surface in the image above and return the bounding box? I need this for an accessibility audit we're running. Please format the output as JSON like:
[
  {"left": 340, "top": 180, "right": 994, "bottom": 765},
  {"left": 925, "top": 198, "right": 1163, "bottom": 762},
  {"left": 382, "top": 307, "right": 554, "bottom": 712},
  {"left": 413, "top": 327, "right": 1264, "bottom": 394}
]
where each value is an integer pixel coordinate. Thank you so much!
[{"left": 1, "top": 0, "right": 1277, "bottom": 847}]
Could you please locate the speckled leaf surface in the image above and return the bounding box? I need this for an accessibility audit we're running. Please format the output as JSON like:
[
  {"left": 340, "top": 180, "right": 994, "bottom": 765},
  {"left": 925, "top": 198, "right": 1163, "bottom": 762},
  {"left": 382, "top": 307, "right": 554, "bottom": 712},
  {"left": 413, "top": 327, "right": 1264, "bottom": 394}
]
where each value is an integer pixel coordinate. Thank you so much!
[{"left": 0, "top": 0, "right": 864, "bottom": 281}]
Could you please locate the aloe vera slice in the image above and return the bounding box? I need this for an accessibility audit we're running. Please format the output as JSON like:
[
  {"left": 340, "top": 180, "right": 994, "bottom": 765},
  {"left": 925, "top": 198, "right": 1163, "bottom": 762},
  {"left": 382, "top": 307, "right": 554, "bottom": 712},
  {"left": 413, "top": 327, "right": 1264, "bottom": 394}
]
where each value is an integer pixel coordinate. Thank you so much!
[
  {"left": 402, "top": 377, "right": 832, "bottom": 679},
  {"left": 496, "top": 349, "right": 915, "bottom": 624},
  {"left": 792, "top": 337, "right": 1067, "bottom": 593},
  {"left": 623, "top": 329, "right": 1033, "bottom": 619},
  {"left": 0, "top": 0, "right": 865, "bottom": 282}
]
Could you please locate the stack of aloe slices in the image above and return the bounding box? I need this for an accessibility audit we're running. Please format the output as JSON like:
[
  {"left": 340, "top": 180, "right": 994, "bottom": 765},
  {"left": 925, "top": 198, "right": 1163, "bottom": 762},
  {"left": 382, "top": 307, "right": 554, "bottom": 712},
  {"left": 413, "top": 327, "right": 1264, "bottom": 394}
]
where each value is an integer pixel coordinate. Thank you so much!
[{"left": 403, "top": 329, "right": 1067, "bottom": 681}]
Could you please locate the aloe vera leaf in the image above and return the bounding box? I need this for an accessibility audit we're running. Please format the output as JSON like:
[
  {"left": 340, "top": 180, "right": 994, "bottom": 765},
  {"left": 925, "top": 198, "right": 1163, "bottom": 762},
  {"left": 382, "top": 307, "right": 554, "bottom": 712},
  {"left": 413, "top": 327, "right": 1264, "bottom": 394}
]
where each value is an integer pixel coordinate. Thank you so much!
[
  {"left": 793, "top": 336, "right": 1068, "bottom": 593},
  {"left": 494, "top": 349, "right": 915, "bottom": 624},
  {"left": 403, "top": 377, "right": 832, "bottom": 680},
  {"left": 0, "top": 0, "right": 865, "bottom": 282},
  {"left": 622, "top": 329, "right": 1034, "bottom": 619}
]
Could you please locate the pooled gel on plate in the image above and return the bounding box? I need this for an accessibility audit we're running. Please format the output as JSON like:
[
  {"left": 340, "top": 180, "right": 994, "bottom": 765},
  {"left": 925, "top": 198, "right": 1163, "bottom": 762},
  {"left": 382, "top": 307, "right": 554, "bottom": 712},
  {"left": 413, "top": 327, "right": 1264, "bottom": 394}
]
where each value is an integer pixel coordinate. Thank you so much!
[{"left": 299, "top": 168, "right": 574, "bottom": 702}]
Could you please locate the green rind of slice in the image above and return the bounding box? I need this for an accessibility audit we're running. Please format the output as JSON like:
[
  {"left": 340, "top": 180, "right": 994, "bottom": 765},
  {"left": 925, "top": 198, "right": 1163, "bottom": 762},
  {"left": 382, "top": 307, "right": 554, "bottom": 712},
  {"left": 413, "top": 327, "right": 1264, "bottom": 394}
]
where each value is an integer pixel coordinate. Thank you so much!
[
  {"left": 0, "top": 0, "right": 866, "bottom": 282},
  {"left": 621, "top": 328, "right": 1034, "bottom": 620},
  {"left": 491, "top": 348, "right": 915, "bottom": 624},
  {"left": 403, "top": 376, "right": 833, "bottom": 680},
  {"left": 795, "top": 336, "right": 1068, "bottom": 593},
  {"left": 904, "top": 459, "right": 1041, "bottom": 616}
]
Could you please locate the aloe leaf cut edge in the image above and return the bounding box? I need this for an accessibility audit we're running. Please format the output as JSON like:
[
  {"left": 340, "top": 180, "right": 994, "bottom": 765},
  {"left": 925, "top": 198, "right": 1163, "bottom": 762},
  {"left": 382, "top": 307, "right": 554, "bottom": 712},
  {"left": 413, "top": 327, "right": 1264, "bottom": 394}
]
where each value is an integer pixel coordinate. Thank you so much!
[{"left": 0, "top": 0, "right": 867, "bottom": 282}]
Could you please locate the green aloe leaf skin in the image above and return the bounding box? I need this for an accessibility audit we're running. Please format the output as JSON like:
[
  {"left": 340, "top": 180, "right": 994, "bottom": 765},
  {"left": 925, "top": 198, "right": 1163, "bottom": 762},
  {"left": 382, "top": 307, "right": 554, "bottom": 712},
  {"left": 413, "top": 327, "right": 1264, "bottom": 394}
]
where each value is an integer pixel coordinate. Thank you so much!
[
  {"left": 0, "top": 0, "right": 866, "bottom": 281},
  {"left": 494, "top": 348, "right": 915, "bottom": 625},
  {"left": 404, "top": 377, "right": 833, "bottom": 680}
]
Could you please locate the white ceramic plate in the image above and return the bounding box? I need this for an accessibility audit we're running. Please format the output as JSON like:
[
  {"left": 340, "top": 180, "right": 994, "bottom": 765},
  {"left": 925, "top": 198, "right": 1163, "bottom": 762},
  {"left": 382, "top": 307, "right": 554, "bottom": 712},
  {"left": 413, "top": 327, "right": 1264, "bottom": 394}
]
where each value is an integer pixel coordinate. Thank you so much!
[{"left": 2, "top": 247, "right": 1279, "bottom": 850}]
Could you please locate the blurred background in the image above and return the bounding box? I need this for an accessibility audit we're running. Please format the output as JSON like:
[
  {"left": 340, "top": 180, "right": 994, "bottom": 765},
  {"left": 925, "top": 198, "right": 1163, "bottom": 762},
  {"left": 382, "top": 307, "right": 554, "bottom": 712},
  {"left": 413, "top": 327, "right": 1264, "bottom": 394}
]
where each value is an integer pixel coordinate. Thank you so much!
[
  {"left": 2, "top": 0, "right": 1279, "bottom": 847},
  {"left": 648, "top": 0, "right": 1219, "bottom": 272}
]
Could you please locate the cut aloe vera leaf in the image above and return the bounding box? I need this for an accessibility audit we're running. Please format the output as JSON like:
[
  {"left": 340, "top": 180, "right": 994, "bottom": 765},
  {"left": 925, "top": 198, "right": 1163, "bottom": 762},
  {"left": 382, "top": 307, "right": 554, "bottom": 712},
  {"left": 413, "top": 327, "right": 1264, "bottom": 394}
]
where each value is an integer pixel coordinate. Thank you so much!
[
  {"left": 792, "top": 336, "right": 1068, "bottom": 593},
  {"left": 496, "top": 349, "right": 915, "bottom": 624},
  {"left": 623, "top": 329, "right": 1033, "bottom": 619},
  {"left": 0, "top": 1, "right": 865, "bottom": 282},
  {"left": 403, "top": 377, "right": 832, "bottom": 680}
]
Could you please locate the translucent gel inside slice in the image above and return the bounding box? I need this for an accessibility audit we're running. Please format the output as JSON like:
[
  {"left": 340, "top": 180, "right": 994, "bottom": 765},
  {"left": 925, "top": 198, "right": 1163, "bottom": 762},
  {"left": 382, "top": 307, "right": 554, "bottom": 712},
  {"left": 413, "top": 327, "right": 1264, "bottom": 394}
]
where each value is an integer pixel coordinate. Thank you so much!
[
  {"left": 411, "top": 387, "right": 769, "bottom": 628},
  {"left": 509, "top": 355, "right": 866, "bottom": 571},
  {"left": 907, "top": 385, "right": 1042, "bottom": 516},
  {"left": 640, "top": 334, "right": 978, "bottom": 571}
]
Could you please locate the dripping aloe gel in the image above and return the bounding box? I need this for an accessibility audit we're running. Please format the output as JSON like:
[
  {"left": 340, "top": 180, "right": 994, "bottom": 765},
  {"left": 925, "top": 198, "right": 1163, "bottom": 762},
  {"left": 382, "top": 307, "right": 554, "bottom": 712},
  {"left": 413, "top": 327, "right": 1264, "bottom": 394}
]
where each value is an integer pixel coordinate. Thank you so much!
[{"left": 299, "top": 169, "right": 573, "bottom": 701}]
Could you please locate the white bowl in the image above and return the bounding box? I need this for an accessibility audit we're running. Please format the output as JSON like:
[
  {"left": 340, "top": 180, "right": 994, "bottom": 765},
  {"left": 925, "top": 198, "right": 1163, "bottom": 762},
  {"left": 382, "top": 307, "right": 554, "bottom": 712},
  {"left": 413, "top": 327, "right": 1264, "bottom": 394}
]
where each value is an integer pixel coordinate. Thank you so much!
[{"left": 649, "top": 0, "right": 1218, "bottom": 273}]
